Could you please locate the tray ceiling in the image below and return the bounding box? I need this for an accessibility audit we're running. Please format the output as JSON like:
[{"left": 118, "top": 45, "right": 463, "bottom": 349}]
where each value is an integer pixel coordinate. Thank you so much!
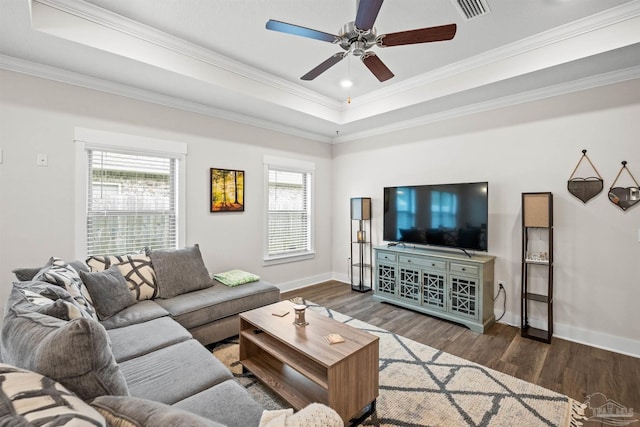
[{"left": 1, "top": 0, "right": 639, "bottom": 143}]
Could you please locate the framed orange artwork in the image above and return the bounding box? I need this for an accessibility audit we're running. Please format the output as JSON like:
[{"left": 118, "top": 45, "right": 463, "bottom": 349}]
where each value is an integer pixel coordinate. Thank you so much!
[{"left": 210, "top": 168, "right": 244, "bottom": 212}]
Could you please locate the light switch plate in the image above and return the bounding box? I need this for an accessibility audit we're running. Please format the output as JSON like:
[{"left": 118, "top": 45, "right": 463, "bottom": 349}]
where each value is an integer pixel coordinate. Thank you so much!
[{"left": 37, "top": 153, "right": 48, "bottom": 166}]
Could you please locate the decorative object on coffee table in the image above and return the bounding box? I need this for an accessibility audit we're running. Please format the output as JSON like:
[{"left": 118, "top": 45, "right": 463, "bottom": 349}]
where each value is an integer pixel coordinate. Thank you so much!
[
  {"left": 292, "top": 304, "right": 308, "bottom": 326},
  {"left": 567, "top": 149, "right": 603, "bottom": 203},
  {"left": 608, "top": 161, "right": 640, "bottom": 211},
  {"left": 350, "top": 197, "right": 372, "bottom": 292}
]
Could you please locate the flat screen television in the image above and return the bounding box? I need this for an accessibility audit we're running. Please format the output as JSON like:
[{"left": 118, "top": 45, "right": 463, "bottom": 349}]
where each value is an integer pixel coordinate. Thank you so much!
[{"left": 383, "top": 182, "right": 488, "bottom": 252}]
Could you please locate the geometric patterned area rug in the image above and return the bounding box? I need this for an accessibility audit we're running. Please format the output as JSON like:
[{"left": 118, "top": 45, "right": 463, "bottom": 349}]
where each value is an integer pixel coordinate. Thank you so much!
[{"left": 212, "top": 303, "right": 584, "bottom": 427}]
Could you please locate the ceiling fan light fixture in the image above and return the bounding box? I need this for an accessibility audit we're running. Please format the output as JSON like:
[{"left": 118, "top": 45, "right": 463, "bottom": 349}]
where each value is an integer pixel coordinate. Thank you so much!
[
  {"left": 340, "top": 79, "right": 353, "bottom": 88},
  {"left": 339, "top": 22, "right": 377, "bottom": 52},
  {"left": 352, "top": 40, "right": 368, "bottom": 56}
]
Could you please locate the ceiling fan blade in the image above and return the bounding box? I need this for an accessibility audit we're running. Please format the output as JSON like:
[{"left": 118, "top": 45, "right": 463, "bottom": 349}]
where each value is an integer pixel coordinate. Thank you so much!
[
  {"left": 266, "top": 19, "right": 339, "bottom": 43},
  {"left": 355, "top": 0, "right": 384, "bottom": 31},
  {"left": 361, "top": 52, "right": 394, "bottom": 82},
  {"left": 301, "top": 53, "right": 347, "bottom": 80},
  {"left": 377, "top": 23, "right": 457, "bottom": 47}
]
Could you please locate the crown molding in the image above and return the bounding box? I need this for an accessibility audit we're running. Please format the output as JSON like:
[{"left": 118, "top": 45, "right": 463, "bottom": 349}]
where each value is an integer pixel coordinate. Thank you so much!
[
  {"left": 0, "top": 54, "right": 333, "bottom": 144},
  {"left": 346, "top": 0, "right": 640, "bottom": 110},
  {"left": 7, "top": 0, "right": 640, "bottom": 144},
  {"left": 2, "top": 55, "right": 638, "bottom": 145},
  {"left": 333, "top": 65, "right": 640, "bottom": 143},
  {"left": 32, "top": 0, "right": 340, "bottom": 111},
  {"left": 38, "top": 0, "right": 640, "bottom": 118}
]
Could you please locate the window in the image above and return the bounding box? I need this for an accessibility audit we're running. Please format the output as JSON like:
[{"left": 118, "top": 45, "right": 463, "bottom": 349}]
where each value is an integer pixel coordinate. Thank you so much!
[
  {"left": 75, "top": 128, "right": 186, "bottom": 257},
  {"left": 431, "top": 191, "right": 457, "bottom": 228},
  {"left": 395, "top": 187, "right": 416, "bottom": 240},
  {"left": 264, "top": 156, "right": 314, "bottom": 263}
]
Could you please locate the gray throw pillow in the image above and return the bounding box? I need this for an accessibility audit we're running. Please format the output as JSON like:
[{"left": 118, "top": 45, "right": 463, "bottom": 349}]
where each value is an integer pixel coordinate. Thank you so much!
[
  {"left": 11, "top": 266, "right": 42, "bottom": 281},
  {"left": 87, "top": 252, "right": 158, "bottom": 301},
  {"left": 13, "top": 259, "right": 89, "bottom": 281},
  {"left": 0, "top": 286, "right": 129, "bottom": 401},
  {"left": 15, "top": 282, "right": 86, "bottom": 321},
  {"left": 80, "top": 266, "right": 136, "bottom": 320},
  {"left": 33, "top": 258, "right": 98, "bottom": 321},
  {"left": 148, "top": 244, "right": 213, "bottom": 299}
]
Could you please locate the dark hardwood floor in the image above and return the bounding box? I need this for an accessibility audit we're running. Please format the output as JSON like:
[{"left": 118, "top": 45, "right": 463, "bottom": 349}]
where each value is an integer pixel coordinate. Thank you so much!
[{"left": 282, "top": 281, "right": 640, "bottom": 415}]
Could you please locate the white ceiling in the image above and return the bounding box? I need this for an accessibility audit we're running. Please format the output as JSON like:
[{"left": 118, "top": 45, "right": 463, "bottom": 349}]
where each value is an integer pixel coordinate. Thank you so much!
[{"left": 1, "top": 0, "right": 640, "bottom": 143}]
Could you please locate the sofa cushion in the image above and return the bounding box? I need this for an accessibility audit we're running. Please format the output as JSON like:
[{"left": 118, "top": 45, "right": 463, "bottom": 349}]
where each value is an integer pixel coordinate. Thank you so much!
[
  {"left": 148, "top": 244, "right": 213, "bottom": 299},
  {"left": 87, "top": 253, "right": 158, "bottom": 301},
  {"left": 118, "top": 339, "right": 231, "bottom": 405},
  {"left": 107, "top": 316, "right": 192, "bottom": 363},
  {"left": 0, "top": 363, "right": 107, "bottom": 426},
  {"left": 173, "top": 379, "right": 264, "bottom": 427},
  {"left": 0, "top": 286, "right": 129, "bottom": 401},
  {"left": 14, "top": 281, "right": 86, "bottom": 321},
  {"left": 80, "top": 266, "right": 136, "bottom": 320},
  {"left": 156, "top": 280, "right": 280, "bottom": 330},
  {"left": 99, "top": 300, "right": 170, "bottom": 330},
  {"left": 91, "top": 395, "right": 226, "bottom": 427},
  {"left": 12, "top": 259, "right": 89, "bottom": 281},
  {"left": 33, "top": 257, "right": 98, "bottom": 321}
]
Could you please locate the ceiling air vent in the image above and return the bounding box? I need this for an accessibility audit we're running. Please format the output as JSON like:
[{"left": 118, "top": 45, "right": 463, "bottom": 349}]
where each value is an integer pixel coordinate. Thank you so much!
[{"left": 453, "top": 0, "right": 491, "bottom": 20}]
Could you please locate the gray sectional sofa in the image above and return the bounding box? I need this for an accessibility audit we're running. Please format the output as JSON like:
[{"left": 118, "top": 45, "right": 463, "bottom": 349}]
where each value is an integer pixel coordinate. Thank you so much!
[{"left": 0, "top": 245, "right": 282, "bottom": 426}]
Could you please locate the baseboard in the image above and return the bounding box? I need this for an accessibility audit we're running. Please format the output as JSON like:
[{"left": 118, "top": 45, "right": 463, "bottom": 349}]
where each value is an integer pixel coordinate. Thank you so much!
[
  {"left": 275, "top": 272, "right": 335, "bottom": 293},
  {"left": 553, "top": 323, "right": 640, "bottom": 358},
  {"left": 498, "top": 311, "right": 640, "bottom": 358},
  {"left": 333, "top": 273, "right": 349, "bottom": 284}
]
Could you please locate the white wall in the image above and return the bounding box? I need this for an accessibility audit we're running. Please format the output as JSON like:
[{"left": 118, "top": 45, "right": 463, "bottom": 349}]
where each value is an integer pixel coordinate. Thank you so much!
[
  {"left": 332, "top": 78, "right": 640, "bottom": 357},
  {"left": 0, "top": 70, "right": 334, "bottom": 319}
]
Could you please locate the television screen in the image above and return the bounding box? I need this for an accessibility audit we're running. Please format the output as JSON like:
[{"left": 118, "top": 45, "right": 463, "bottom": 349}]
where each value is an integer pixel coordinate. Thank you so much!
[{"left": 383, "top": 182, "right": 488, "bottom": 252}]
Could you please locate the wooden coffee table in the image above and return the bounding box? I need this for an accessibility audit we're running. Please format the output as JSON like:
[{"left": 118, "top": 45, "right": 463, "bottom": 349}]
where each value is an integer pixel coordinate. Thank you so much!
[{"left": 239, "top": 300, "right": 379, "bottom": 424}]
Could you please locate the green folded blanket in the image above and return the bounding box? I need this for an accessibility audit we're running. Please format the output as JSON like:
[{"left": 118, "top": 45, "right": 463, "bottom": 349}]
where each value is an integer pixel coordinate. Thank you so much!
[{"left": 213, "top": 269, "right": 260, "bottom": 287}]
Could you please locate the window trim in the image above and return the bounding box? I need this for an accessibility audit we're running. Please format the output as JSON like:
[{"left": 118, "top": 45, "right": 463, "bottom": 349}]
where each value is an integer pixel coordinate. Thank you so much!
[
  {"left": 74, "top": 128, "right": 187, "bottom": 259},
  {"left": 263, "top": 155, "right": 315, "bottom": 265}
]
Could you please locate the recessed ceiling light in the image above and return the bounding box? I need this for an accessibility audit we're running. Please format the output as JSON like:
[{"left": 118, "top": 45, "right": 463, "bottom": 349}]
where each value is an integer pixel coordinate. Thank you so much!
[{"left": 340, "top": 80, "right": 353, "bottom": 88}]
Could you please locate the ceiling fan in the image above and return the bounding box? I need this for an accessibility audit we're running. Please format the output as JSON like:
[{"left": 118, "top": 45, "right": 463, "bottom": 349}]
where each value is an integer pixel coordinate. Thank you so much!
[{"left": 265, "top": 0, "right": 457, "bottom": 82}]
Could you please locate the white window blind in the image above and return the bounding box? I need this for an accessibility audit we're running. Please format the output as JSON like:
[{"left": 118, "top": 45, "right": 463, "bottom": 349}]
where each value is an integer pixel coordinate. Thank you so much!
[
  {"left": 87, "top": 149, "right": 178, "bottom": 255},
  {"left": 266, "top": 168, "right": 312, "bottom": 258}
]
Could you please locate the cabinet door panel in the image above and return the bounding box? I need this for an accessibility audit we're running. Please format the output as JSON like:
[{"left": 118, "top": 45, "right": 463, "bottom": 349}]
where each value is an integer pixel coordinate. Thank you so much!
[
  {"left": 376, "top": 263, "right": 397, "bottom": 297},
  {"left": 450, "top": 276, "right": 479, "bottom": 319},
  {"left": 422, "top": 270, "right": 446, "bottom": 311},
  {"left": 398, "top": 267, "right": 420, "bottom": 302}
]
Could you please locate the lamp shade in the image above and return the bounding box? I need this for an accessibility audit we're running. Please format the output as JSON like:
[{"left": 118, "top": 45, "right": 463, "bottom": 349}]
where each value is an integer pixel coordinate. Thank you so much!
[{"left": 351, "top": 197, "right": 371, "bottom": 220}]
